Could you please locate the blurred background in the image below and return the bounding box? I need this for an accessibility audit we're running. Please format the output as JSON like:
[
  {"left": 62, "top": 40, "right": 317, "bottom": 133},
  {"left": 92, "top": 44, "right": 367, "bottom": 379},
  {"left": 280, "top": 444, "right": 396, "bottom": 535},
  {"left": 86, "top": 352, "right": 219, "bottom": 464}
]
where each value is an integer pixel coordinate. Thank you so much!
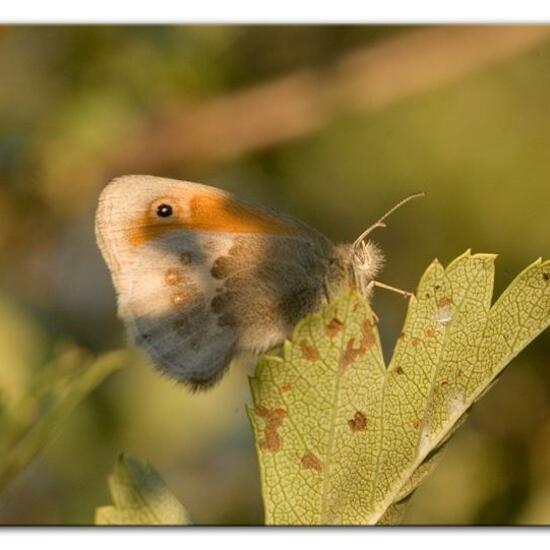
[{"left": 0, "top": 24, "right": 549, "bottom": 525}]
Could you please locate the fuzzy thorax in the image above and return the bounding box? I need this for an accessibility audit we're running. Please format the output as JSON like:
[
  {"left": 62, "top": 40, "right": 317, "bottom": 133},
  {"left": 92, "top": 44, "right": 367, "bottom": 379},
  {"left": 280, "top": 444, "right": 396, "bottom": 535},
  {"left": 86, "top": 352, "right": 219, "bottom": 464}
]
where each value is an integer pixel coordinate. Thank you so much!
[{"left": 329, "top": 241, "right": 385, "bottom": 298}]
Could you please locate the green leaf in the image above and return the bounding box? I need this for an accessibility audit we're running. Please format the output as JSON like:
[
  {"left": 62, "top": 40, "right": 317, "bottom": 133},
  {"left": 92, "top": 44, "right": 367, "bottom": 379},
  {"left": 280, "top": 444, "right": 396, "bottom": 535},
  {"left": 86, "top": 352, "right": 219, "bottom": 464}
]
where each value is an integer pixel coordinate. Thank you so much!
[
  {"left": 0, "top": 348, "right": 128, "bottom": 493},
  {"left": 95, "top": 453, "right": 191, "bottom": 525},
  {"left": 248, "top": 251, "right": 550, "bottom": 525}
]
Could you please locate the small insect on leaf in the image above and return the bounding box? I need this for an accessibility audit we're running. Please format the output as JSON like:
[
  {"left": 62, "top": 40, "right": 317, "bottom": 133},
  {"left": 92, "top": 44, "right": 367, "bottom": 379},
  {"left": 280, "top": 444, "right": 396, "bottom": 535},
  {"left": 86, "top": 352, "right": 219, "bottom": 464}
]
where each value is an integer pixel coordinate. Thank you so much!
[{"left": 248, "top": 251, "right": 550, "bottom": 525}]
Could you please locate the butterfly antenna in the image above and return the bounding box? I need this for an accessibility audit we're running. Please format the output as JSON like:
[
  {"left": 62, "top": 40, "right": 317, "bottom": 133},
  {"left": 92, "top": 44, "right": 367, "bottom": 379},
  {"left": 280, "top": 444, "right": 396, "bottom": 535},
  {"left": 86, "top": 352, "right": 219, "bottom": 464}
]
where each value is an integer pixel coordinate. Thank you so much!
[{"left": 352, "top": 191, "right": 425, "bottom": 251}]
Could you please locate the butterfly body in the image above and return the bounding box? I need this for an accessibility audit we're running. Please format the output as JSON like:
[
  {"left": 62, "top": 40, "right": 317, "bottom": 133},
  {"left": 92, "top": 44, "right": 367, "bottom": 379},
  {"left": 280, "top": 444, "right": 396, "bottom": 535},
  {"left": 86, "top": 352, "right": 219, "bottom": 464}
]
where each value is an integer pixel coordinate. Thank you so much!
[{"left": 96, "top": 175, "right": 383, "bottom": 389}]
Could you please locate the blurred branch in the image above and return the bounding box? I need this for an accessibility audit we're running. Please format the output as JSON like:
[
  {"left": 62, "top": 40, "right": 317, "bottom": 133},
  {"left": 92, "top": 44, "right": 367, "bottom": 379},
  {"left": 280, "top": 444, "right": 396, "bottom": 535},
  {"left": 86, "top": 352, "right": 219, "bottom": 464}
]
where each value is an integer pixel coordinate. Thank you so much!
[
  {"left": 107, "top": 25, "right": 550, "bottom": 175},
  {"left": 0, "top": 348, "right": 128, "bottom": 494}
]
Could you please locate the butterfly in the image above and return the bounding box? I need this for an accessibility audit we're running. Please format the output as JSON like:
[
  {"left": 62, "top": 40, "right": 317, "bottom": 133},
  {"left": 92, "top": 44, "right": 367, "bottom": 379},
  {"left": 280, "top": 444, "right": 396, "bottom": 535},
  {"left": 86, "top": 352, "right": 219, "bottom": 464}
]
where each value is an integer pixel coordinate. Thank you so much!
[{"left": 95, "top": 175, "right": 421, "bottom": 390}]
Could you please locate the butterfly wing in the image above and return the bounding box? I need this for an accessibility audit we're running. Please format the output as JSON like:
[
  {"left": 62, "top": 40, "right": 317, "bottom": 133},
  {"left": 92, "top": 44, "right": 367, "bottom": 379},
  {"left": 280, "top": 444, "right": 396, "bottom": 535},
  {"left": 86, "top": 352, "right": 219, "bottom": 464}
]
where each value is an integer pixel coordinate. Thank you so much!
[
  {"left": 96, "top": 175, "right": 334, "bottom": 389},
  {"left": 118, "top": 230, "right": 238, "bottom": 388}
]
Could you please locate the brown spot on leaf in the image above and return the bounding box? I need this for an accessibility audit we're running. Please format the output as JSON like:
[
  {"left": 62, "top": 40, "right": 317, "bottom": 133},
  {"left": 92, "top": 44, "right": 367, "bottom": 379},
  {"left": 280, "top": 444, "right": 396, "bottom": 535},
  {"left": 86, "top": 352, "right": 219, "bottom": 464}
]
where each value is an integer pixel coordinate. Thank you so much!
[
  {"left": 300, "top": 340, "right": 320, "bottom": 361},
  {"left": 362, "top": 320, "right": 376, "bottom": 348},
  {"left": 437, "top": 297, "right": 452, "bottom": 309},
  {"left": 340, "top": 320, "right": 376, "bottom": 370},
  {"left": 280, "top": 383, "right": 291, "bottom": 393},
  {"left": 301, "top": 452, "right": 323, "bottom": 472},
  {"left": 434, "top": 284, "right": 441, "bottom": 290},
  {"left": 411, "top": 337, "right": 420, "bottom": 348},
  {"left": 326, "top": 317, "right": 344, "bottom": 337},
  {"left": 341, "top": 338, "right": 361, "bottom": 369},
  {"left": 441, "top": 380, "right": 448, "bottom": 386},
  {"left": 425, "top": 327, "right": 435, "bottom": 338},
  {"left": 425, "top": 292, "right": 431, "bottom": 299},
  {"left": 398, "top": 332, "right": 406, "bottom": 340},
  {"left": 348, "top": 411, "right": 367, "bottom": 432},
  {"left": 395, "top": 366, "right": 404, "bottom": 375},
  {"left": 412, "top": 419, "right": 421, "bottom": 430},
  {"left": 543, "top": 272, "right": 550, "bottom": 282},
  {"left": 255, "top": 406, "right": 287, "bottom": 452}
]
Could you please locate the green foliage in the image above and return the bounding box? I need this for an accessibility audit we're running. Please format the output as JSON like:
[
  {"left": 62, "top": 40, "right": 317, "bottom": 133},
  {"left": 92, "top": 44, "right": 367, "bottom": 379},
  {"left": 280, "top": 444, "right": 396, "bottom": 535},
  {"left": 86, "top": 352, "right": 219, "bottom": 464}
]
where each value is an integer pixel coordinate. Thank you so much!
[
  {"left": 95, "top": 454, "right": 191, "bottom": 525},
  {"left": 248, "top": 252, "right": 550, "bottom": 525},
  {"left": 0, "top": 347, "right": 128, "bottom": 493}
]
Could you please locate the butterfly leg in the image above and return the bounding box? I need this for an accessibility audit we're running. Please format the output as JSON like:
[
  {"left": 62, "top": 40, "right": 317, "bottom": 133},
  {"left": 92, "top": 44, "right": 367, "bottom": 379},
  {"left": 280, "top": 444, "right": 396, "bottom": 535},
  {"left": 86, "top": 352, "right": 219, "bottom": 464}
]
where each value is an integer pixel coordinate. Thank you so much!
[
  {"left": 365, "top": 280, "right": 413, "bottom": 299},
  {"left": 322, "top": 276, "right": 332, "bottom": 304}
]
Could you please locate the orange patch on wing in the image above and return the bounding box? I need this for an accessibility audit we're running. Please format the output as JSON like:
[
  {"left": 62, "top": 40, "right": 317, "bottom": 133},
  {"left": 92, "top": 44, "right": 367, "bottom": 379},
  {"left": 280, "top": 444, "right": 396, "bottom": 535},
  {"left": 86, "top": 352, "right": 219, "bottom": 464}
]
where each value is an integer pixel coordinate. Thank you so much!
[
  {"left": 188, "top": 195, "right": 294, "bottom": 236},
  {"left": 129, "top": 222, "right": 184, "bottom": 246},
  {"left": 129, "top": 193, "right": 297, "bottom": 246}
]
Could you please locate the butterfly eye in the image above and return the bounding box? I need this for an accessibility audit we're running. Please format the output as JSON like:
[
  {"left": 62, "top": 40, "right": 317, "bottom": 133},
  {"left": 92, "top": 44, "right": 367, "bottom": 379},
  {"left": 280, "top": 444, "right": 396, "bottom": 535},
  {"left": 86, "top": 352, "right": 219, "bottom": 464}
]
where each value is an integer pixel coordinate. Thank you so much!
[{"left": 156, "top": 203, "right": 173, "bottom": 218}]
